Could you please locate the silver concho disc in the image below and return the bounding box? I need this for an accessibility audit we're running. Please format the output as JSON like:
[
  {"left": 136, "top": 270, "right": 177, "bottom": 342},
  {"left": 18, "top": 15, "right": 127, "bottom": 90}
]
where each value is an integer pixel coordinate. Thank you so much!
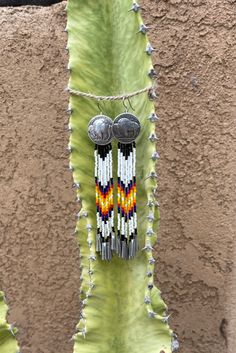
[
  {"left": 112, "top": 113, "right": 141, "bottom": 144},
  {"left": 88, "top": 115, "right": 113, "bottom": 145}
]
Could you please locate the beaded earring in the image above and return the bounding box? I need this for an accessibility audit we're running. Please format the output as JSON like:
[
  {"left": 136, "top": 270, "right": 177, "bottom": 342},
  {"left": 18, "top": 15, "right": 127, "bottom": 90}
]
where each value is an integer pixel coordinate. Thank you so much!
[
  {"left": 112, "top": 102, "right": 141, "bottom": 259},
  {"left": 88, "top": 114, "right": 115, "bottom": 260}
]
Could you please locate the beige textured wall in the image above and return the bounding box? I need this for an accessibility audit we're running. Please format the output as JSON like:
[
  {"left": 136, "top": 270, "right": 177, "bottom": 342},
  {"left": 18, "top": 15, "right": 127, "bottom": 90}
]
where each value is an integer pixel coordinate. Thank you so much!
[{"left": 0, "top": 1, "right": 235, "bottom": 353}]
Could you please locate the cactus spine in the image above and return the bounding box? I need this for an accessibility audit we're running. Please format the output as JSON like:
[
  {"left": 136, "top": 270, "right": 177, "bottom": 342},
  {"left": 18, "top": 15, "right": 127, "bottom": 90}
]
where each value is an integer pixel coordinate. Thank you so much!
[
  {"left": 66, "top": 1, "right": 174, "bottom": 352},
  {"left": 0, "top": 291, "right": 19, "bottom": 353}
]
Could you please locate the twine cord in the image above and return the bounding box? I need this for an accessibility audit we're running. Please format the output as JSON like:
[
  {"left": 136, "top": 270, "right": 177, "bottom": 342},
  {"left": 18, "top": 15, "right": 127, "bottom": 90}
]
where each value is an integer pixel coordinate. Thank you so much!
[{"left": 68, "top": 85, "right": 155, "bottom": 101}]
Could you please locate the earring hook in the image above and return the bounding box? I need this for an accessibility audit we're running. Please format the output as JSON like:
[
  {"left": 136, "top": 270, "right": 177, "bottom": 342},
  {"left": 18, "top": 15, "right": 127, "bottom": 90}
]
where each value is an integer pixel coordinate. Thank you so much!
[
  {"left": 97, "top": 99, "right": 102, "bottom": 114},
  {"left": 127, "top": 97, "right": 135, "bottom": 112},
  {"left": 122, "top": 97, "right": 128, "bottom": 112}
]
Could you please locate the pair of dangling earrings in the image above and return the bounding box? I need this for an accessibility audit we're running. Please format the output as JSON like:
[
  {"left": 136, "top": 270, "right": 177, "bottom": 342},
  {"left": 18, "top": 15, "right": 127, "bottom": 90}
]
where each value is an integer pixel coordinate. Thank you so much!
[{"left": 87, "top": 99, "right": 141, "bottom": 260}]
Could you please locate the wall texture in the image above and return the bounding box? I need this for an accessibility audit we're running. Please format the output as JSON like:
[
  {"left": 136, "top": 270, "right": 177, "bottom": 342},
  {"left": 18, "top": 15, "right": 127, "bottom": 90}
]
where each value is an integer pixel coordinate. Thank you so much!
[{"left": 0, "top": 1, "right": 235, "bottom": 353}]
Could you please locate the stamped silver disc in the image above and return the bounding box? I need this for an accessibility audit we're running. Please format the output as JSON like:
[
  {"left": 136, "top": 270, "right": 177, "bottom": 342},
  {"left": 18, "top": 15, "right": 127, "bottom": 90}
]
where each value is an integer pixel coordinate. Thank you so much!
[
  {"left": 112, "top": 113, "right": 141, "bottom": 144},
  {"left": 88, "top": 115, "right": 113, "bottom": 145}
]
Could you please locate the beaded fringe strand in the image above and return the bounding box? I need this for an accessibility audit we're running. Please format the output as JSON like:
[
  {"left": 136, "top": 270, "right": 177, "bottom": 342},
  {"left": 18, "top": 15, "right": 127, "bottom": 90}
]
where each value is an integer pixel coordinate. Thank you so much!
[
  {"left": 117, "top": 142, "right": 138, "bottom": 259},
  {"left": 95, "top": 143, "right": 115, "bottom": 260}
]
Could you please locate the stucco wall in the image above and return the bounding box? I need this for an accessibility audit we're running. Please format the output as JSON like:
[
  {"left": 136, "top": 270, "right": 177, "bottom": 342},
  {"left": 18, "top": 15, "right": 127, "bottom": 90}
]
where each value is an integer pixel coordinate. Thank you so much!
[{"left": 0, "top": 1, "right": 235, "bottom": 353}]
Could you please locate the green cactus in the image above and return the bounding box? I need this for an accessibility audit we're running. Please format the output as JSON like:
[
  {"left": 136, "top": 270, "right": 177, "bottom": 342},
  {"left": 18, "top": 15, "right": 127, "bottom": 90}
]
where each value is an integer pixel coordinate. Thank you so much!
[
  {"left": 0, "top": 291, "right": 19, "bottom": 353},
  {"left": 66, "top": 1, "right": 175, "bottom": 353}
]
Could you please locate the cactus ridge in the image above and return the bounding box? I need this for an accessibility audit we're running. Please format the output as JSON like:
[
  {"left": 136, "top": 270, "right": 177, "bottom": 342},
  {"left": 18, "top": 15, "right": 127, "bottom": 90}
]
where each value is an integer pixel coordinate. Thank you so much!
[{"left": 67, "top": 1, "right": 174, "bottom": 352}]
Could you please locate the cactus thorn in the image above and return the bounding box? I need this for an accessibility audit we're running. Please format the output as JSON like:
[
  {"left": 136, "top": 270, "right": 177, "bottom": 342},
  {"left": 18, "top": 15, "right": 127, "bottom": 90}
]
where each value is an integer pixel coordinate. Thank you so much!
[
  {"left": 88, "top": 254, "right": 96, "bottom": 261},
  {"left": 66, "top": 123, "right": 73, "bottom": 132},
  {"left": 146, "top": 228, "right": 155, "bottom": 236},
  {"left": 149, "top": 133, "right": 158, "bottom": 142},
  {"left": 171, "top": 333, "right": 180, "bottom": 352},
  {"left": 147, "top": 200, "right": 154, "bottom": 207},
  {"left": 155, "top": 201, "right": 160, "bottom": 208},
  {"left": 145, "top": 171, "right": 158, "bottom": 180},
  {"left": 148, "top": 88, "right": 158, "bottom": 100},
  {"left": 148, "top": 258, "right": 156, "bottom": 265},
  {"left": 148, "top": 311, "right": 157, "bottom": 318},
  {"left": 147, "top": 212, "right": 155, "bottom": 222},
  {"left": 66, "top": 145, "right": 73, "bottom": 153},
  {"left": 162, "top": 314, "right": 171, "bottom": 323},
  {"left": 145, "top": 43, "right": 155, "bottom": 55},
  {"left": 9, "top": 323, "right": 16, "bottom": 336},
  {"left": 69, "top": 164, "right": 74, "bottom": 171},
  {"left": 77, "top": 211, "right": 86, "bottom": 219},
  {"left": 67, "top": 107, "right": 73, "bottom": 114},
  {"left": 148, "top": 113, "right": 160, "bottom": 122},
  {"left": 129, "top": 2, "right": 140, "bottom": 12},
  {"left": 73, "top": 228, "right": 78, "bottom": 235},
  {"left": 138, "top": 24, "right": 149, "bottom": 34},
  {"left": 147, "top": 271, "right": 153, "bottom": 277},
  {"left": 151, "top": 151, "right": 160, "bottom": 161},
  {"left": 148, "top": 283, "right": 154, "bottom": 290},
  {"left": 148, "top": 68, "right": 158, "bottom": 79},
  {"left": 144, "top": 296, "right": 151, "bottom": 304},
  {"left": 87, "top": 239, "right": 93, "bottom": 247},
  {"left": 88, "top": 281, "right": 95, "bottom": 289},
  {"left": 72, "top": 182, "right": 80, "bottom": 189},
  {"left": 142, "top": 244, "right": 153, "bottom": 252}
]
